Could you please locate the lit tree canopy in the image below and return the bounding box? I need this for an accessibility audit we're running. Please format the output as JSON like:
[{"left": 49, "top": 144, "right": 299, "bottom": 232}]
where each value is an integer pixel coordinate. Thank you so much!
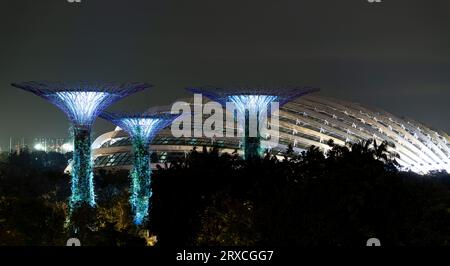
[
  {"left": 186, "top": 87, "right": 319, "bottom": 159},
  {"left": 11, "top": 81, "right": 151, "bottom": 212},
  {"left": 12, "top": 81, "right": 152, "bottom": 127},
  {"left": 186, "top": 87, "right": 319, "bottom": 115},
  {"left": 100, "top": 111, "right": 179, "bottom": 144}
]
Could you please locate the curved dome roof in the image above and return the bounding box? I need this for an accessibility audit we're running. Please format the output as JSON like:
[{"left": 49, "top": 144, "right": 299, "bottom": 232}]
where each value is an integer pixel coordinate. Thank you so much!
[
  {"left": 93, "top": 94, "right": 450, "bottom": 174},
  {"left": 278, "top": 95, "right": 450, "bottom": 173}
]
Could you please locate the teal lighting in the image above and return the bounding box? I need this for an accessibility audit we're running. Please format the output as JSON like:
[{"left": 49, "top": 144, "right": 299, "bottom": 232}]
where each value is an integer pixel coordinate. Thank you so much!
[
  {"left": 228, "top": 95, "right": 278, "bottom": 159},
  {"left": 100, "top": 111, "right": 179, "bottom": 225},
  {"left": 11, "top": 81, "right": 151, "bottom": 211},
  {"left": 228, "top": 95, "right": 278, "bottom": 116},
  {"left": 186, "top": 87, "right": 319, "bottom": 159},
  {"left": 55, "top": 91, "right": 110, "bottom": 126}
]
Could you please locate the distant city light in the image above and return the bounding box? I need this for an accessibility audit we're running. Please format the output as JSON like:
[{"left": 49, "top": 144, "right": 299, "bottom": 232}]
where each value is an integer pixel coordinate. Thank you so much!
[
  {"left": 34, "top": 143, "right": 45, "bottom": 151},
  {"left": 61, "top": 142, "right": 74, "bottom": 153}
]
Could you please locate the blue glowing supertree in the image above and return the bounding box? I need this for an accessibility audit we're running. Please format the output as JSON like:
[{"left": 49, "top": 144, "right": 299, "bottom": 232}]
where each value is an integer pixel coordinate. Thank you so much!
[
  {"left": 12, "top": 81, "right": 151, "bottom": 210},
  {"left": 187, "top": 87, "right": 319, "bottom": 159},
  {"left": 100, "top": 110, "right": 179, "bottom": 225}
]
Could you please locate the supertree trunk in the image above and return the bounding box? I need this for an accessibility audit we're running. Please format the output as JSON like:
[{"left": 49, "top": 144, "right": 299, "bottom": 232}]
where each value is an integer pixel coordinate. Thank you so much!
[
  {"left": 185, "top": 88, "right": 319, "bottom": 160},
  {"left": 130, "top": 137, "right": 152, "bottom": 225},
  {"left": 11, "top": 81, "right": 151, "bottom": 219},
  {"left": 244, "top": 110, "right": 262, "bottom": 160},
  {"left": 99, "top": 111, "right": 178, "bottom": 226},
  {"left": 70, "top": 126, "right": 96, "bottom": 209}
]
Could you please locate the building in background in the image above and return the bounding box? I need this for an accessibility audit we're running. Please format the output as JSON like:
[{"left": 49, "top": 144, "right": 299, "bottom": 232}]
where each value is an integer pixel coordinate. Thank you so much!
[
  {"left": 2, "top": 137, "right": 72, "bottom": 154},
  {"left": 92, "top": 94, "right": 450, "bottom": 175}
]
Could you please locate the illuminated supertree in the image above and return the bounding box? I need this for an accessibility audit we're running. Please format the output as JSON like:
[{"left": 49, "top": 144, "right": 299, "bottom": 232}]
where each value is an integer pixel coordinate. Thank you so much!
[
  {"left": 12, "top": 81, "right": 151, "bottom": 210},
  {"left": 187, "top": 87, "right": 319, "bottom": 159},
  {"left": 100, "top": 110, "right": 178, "bottom": 225}
]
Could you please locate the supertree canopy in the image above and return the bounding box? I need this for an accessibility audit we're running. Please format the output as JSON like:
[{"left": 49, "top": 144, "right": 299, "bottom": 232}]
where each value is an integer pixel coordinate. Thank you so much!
[
  {"left": 187, "top": 87, "right": 319, "bottom": 159},
  {"left": 100, "top": 110, "right": 179, "bottom": 225},
  {"left": 12, "top": 81, "right": 151, "bottom": 209}
]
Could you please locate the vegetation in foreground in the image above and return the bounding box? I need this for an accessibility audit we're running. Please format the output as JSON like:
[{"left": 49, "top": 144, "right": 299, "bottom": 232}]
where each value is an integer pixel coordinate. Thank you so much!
[{"left": 1, "top": 140, "right": 450, "bottom": 246}]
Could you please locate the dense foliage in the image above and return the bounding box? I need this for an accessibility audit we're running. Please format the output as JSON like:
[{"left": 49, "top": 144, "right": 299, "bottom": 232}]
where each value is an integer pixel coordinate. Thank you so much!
[
  {"left": 151, "top": 141, "right": 450, "bottom": 246},
  {"left": 1, "top": 140, "right": 450, "bottom": 246}
]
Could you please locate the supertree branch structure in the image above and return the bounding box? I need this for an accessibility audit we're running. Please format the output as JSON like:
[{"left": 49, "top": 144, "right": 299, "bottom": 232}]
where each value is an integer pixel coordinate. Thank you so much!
[
  {"left": 187, "top": 87, "right": 319, "bottom": 159},
  {"left": 12, "top": 81, "right": 151, "bottom": 210},
  {"left": 100, "top": 111, "right": 179, "bottom": 225}
]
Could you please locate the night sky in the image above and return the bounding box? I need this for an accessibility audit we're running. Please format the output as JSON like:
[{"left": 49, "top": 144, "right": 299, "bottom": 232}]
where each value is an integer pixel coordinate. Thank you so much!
[{"left": 1, "top": 0, "right": 450, "bottom": 150}]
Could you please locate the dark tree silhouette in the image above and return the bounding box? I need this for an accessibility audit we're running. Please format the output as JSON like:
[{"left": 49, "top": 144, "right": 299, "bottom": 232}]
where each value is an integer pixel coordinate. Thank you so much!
[
  {"left": 1, "top": 140, "right": 450, "bottom": 246},
  {"left": 150, "top": 140, "right": 450, "bottom": 246}
]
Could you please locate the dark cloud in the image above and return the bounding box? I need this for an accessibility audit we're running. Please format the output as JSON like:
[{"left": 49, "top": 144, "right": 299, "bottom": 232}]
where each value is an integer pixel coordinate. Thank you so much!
[{"left": 1, "top": 0, "right": 450, "bottom": 149}]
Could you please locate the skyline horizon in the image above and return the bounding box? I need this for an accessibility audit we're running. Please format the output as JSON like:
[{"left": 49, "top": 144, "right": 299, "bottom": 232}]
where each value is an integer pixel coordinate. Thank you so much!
[
  {"left": 2, "top": 89, "right": 450, "bottom": 162},
  {"left": 2, "top": 0, "right": 450, "bottom": 151}
]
